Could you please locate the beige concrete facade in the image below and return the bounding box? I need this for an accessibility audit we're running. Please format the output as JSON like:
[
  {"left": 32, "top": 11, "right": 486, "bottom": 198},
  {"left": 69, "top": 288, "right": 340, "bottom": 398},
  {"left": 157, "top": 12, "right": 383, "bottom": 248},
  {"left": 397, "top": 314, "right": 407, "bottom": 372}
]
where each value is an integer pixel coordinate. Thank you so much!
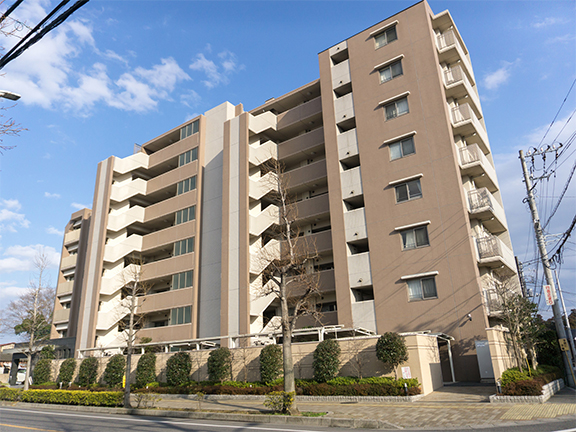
[{"left": 51, "top": 1, "right": 517, "bottom": 383}]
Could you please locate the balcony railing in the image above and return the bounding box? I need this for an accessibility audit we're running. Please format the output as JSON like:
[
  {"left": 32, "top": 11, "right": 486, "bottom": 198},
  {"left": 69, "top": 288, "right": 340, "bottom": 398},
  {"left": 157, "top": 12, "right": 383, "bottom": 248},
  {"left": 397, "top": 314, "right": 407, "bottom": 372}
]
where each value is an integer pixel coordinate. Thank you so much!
[
  {"left": 436, "top": 29, "right": 474, "bottom": 80},
  {"left": 444, "top": 65, "right": 481, "bottom": 117},
  {"left": 459, "top": 145, "right": 498, "bottom": 191},
  {"left": 450, "top": 104, "right": 490, "bottom": 154},
  {"left": 483, "top": 288, "right": 502, "bottom": 317},
  {"left": 468, "top": 188, "right": 507, "bottom": 233},
  {"left": 475, "top": 235, "right": 515, "bottom": 270}
]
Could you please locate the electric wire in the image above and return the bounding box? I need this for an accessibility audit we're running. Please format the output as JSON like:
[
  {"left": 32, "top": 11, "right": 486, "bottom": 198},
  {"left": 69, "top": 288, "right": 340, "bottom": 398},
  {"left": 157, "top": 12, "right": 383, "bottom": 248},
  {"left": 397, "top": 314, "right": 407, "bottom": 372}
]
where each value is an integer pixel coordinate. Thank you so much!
[
  {"left": 543, "top": 159, "right": 576, "bottom": 229},
  {"left": 537, "top": 78, "right": 576, "bottom": 149}
]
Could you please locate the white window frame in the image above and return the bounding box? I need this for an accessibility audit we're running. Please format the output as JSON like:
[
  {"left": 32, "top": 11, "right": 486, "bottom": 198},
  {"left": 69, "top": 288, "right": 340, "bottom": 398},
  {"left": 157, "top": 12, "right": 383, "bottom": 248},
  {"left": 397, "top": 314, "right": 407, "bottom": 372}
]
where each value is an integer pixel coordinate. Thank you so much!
[{"left": 400, "top": 272, "right": 438, "bottom": 301}]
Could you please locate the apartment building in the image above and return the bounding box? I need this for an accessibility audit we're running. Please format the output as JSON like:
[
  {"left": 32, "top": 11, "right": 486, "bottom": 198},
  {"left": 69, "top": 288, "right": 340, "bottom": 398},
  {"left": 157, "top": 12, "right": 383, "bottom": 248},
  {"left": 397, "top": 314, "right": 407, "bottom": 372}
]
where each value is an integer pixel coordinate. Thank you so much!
[{"left": 51, "top": 0, "right": 517, "bottom": 382}]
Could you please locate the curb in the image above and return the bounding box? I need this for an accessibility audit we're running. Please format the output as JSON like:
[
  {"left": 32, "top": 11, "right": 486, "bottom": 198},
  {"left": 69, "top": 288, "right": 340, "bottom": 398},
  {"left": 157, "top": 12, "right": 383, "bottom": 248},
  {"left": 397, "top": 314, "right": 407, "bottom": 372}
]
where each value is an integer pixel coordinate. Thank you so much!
[
  {"left": 489, "top": 379, "right": 565, "bottom": 404},
  {"left": 0, "top": 401, "right": 403, "bottom": 429},
  {"left": 157, "top": 393, "right": 424, "bottom": 403}
]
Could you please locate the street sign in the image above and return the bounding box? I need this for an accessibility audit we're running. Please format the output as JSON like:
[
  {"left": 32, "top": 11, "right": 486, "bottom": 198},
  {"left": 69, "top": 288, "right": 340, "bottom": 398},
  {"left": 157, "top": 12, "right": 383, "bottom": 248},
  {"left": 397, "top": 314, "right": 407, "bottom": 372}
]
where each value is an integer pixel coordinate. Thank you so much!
[
  {"left": 543, "top": 285, "right": 555, "bottom": 306},
  {"left": 402, "top": 367, "right": 412, "bottom": 379}
]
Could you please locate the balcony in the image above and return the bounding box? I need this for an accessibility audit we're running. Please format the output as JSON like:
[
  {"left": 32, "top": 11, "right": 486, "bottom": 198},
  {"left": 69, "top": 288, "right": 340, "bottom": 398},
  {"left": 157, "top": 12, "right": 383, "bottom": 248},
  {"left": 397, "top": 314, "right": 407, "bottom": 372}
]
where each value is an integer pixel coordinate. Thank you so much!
[
  {"left": 60, "top": 254, "right": 77, "bottom": 271},
  {"left": 333, "top": 92, "right": 355, "bottom": 125},
  {"left": 351, "top": 300, "right": 376, "bottom": 332},
  {"left": 294, "top": 193, "right": 330, "bottom": 222},
  {"left": 444, "top": 65, "right": 482, "bottom": 119},
  {"left": 436, "top": 29, "right": 474, "bottom": 82},
  {"left": 468, "top": 188, "right": 507, "bottom": 233},
  {"left": 475, "top": 235, "right": 515, "bottom": 271},
  {"left": 451, "top": 104, "right": 490, "bottom": 154},
  {"left": 332, "top": 59, "right": 351, "bottom": 90},
  {"left": 53, "top": 308, "right": 70, "bottom": 324},
  {"left": 348, "top": 251, "right": 372, "bottom": 288},
  {"left": 63, "top": 229, "right": 81, "bottom": 245},
  {"left": 341, "top": 166, "right": 363, "bottom": 201},
  {"left": 482, "top": 288, "right": 503, "bottom": 317},
  {"left": 337, "top": 128, "right": 359, "bottom": 161},
  {"left": 57, "top": 280, "right": 74, "bottom": 296},
  {"left": 459, "top": 144, "right": 498, "bottom": 192},
  {"left": 249, "top": 140, "right": 277, "bottom": 167},
  {"left": 344, "top": 207, "right": 368, "bottom": 243},
  {"left": 249, "top": 204, "right": 279, "bottom": 237}
]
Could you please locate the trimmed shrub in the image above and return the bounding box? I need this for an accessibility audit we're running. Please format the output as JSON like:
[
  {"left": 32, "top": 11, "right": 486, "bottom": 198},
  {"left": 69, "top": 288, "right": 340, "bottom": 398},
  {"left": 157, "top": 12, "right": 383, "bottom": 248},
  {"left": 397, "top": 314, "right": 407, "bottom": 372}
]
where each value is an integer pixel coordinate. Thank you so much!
[
  {"left": 503, "top": 379, "right": 543, "bottom": 396},
  {"left": 208, "top": 347, "right": 232, "bottom": 383},
  {"left": 77, "top": 357, "right": 98, "bottom": 387},
  {"left": 0, "top": 388, "right": 22, "bottom": 401},
  {"left": 500, "top": 367, "right": 530, "bottom": 386},
  {"left": 58, "top": 358, "right": 76, "bottom": 384},
  {"left": 313, "top": 339, "right": 341, "bottom": 383},
  {"left": 32, "top": 359, "right": 53, "bottom": 385},
  {"left": 135, "top": 352, "right": 157, "bottom": 388},
  {"left": 259, "top": 344, "right": 283, "bottom": 384},
  {"left": 20, "top": 389, "right": 122, "bottom": 406},
  {"left": 376, "top": 333, "right": 408, "bottom": 379},
  {"left": 166, "top": 352, "right": 192, "bottom": 386},
  {"left": 264, "top": 391, "right": 295, "bottom": 413},
  {"left": 103, "top": 354, "right": 126, "bottom": 388},
  {"left": 39, "top": 345, "right": 56, "bottom": 360}
]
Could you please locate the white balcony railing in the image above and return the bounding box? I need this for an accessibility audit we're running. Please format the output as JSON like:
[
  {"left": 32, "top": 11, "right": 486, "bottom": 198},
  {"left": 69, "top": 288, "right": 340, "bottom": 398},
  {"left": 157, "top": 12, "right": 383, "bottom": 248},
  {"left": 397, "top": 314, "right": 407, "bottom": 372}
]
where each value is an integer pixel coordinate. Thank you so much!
[
  {"left": 444, "top": 65, "right": 481, "bottom": 116},
  {"left": 451, "top": 104, "right": 490, "bottom": 154},
  {"left": 436, "top": 29, "right": 474, "bottom": 80},
  {"left": 475, "top": 235, "right": 515, "bottom": 270}
]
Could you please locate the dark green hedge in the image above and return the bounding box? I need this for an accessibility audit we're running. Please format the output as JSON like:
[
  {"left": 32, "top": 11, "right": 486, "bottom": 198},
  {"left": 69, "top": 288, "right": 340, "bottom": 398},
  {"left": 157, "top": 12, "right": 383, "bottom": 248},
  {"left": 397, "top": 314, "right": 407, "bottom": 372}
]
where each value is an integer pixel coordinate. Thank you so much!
[
  {"left": 103, "top": 354, "right": 126, "bottom": 388},
  {"left": 135, "top": 352, "right": 157, "bottom": 388},
  {"left": 0, "top": 389, "right": 122, "bottom": 406},
  {"left": 313, "top": 339, "right": 341, "bottom": 383},
  {"left": 33, "top": 359, "right": 53, "bottom": 385},
  {"left": 77, "top": 357, "right": 98, "bottom": 387},
  {"left": 166, "top": 352, "right": 192, "bottom": 386},
  {"left": 259, "top": 344, "right": 283, "bottom": 384},
  {"left": 58, "top": 358, "right": 76, "bottom": 384}
]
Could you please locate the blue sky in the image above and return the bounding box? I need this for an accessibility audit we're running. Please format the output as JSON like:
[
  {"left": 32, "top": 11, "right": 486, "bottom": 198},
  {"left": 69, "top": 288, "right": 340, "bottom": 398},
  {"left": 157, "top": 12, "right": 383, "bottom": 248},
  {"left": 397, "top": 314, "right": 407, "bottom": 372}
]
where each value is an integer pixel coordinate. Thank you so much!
[{"left": 0, "top": 0, "right": 574, "bottom": 344}]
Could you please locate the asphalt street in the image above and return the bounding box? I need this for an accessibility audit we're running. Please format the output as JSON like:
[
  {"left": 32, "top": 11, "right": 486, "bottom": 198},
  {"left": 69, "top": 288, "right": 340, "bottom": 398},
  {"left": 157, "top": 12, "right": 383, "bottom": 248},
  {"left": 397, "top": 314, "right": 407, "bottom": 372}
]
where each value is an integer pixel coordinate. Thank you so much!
[{"left": 0, "top": 406, "right": 575, "bottom": 432}]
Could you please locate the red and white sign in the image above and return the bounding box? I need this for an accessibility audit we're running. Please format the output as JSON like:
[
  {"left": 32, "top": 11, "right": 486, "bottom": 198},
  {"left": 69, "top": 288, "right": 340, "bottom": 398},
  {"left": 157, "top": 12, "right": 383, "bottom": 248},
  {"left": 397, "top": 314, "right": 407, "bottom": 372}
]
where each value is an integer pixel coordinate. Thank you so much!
[{"left": 544, "top": 285, "right": 555, "bottom": 306}]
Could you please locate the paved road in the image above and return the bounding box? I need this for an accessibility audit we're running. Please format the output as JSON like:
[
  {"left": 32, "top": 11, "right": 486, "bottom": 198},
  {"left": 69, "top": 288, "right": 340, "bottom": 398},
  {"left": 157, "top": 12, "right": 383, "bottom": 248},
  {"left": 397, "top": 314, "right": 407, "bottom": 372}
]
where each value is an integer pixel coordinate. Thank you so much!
[{"left": 0, "top": 405, "right": 575, "bottom": 432}]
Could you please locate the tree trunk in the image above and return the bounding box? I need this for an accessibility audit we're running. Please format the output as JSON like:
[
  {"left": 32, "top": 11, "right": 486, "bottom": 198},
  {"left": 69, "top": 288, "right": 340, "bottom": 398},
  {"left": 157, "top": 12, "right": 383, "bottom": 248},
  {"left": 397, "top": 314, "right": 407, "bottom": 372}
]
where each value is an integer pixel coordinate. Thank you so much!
[
  {"left": 280, "top": 279, "right": 299, "bottom": 415},
  {"left": 23, "top": 352, "right": 31, "bottom": 390},
  {"left": 124, "top": 351, "right": 132, "bottom": 408}
]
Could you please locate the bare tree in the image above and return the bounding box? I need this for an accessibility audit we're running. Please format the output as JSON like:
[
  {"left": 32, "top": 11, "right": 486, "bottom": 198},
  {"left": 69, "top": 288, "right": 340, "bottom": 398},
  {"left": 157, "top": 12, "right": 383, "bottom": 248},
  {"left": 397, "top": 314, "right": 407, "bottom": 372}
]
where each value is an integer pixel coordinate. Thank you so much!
[
  {"left": 258, "top": 158, "right": 322, "bottom": 414},
  {"left": 491, "top": 274, "right": 538, "bottom": 371},
  {"left": 0, "top": 251, "right": 55, "bottom": 389},
  {"left": 117, "top": 256, "right": 151, "bottom": 408}
]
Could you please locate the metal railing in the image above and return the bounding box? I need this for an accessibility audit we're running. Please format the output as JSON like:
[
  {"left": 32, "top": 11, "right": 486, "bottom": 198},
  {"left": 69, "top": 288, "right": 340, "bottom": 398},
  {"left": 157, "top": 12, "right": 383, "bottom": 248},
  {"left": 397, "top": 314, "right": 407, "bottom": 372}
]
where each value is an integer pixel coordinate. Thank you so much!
[{"left": 468, "top": 188, "right": 493, "bottom": 212}]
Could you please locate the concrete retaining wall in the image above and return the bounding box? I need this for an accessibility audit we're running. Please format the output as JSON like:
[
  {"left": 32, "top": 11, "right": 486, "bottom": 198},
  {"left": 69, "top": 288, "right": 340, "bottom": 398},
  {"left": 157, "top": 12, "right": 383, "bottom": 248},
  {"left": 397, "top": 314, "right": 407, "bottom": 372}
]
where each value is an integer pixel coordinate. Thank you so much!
[
  {"left": 49, "top": 334, "right": 443, "bottom": 395},
  {"left": 489, "top": 378, "right": 565, "bottom": 404}
]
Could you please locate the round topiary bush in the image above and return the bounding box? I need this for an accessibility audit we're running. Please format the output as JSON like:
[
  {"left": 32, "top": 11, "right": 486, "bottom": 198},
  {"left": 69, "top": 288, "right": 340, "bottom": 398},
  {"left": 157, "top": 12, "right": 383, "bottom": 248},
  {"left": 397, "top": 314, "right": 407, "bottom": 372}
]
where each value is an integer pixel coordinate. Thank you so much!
[
  {"left": 39, "top": 345, "right": 56, "bottom": 360},
  {"left": 313, "top": 339, "right": 341, "bottom": 383},
  {"left": 32, "top": 358, "right": 53, "bottom": 384},
  {"left": 58, "top": 358, "right": 76, "bottom": 384},
  {"left": 260, "top": 344, "right": 283, "bottom": 384},
  {"left": 103, "top": 354, "right": 126, "bottom": 388},
  {"left": 376, "top": 332, "right": 408, "bottom": 379},
  {"left": 135, "top": 352, "right": 157, "bottom": 388},
  {"left": 208, "top": 347, "right": 232, "bottom": 383},
  {"left": 166, "top": 352, "right": 192, "bottom": 386},
  {"left": 77, "top": 357, "right": 98, "bottom": 387}
]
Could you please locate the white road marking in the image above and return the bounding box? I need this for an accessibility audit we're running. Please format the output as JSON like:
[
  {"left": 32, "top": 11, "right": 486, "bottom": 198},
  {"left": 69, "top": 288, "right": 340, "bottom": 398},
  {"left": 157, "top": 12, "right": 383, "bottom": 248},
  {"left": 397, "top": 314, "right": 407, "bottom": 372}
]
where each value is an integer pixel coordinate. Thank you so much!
[{"left": 0, "top": 407, "right": 329, "bottom": 432}]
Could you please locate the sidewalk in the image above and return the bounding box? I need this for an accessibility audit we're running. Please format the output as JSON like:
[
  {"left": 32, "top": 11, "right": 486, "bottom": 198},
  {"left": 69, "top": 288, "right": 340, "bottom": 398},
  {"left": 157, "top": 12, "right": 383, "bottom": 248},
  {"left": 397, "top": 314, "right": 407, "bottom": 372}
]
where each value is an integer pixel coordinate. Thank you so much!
[{"left": 140, "top": 385, "right": 576, "bottom": 429}]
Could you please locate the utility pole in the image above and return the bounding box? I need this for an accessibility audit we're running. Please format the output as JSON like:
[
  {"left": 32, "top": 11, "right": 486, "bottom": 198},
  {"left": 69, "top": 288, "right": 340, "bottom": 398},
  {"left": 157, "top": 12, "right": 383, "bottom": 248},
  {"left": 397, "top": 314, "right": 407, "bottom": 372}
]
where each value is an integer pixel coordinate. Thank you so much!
[{"left": 519, "top": 149, "right": 575, "bottom": 387}]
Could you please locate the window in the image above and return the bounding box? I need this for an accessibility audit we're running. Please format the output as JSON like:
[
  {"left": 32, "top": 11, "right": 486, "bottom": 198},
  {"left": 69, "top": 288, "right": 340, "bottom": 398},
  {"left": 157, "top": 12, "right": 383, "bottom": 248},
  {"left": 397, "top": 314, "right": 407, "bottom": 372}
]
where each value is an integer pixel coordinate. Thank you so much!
[
  {"left": 175, "top": 206, "right": 196, "bottom": 225},
  {"left": 178, "top": 148, "right": 198, "bottom": 167},
  {"left": 407, "top": 277, "right": 437, "bottom": 301},
  {"left": 174, "top": 237, "right": 194, "bottom": 256},
  {"left": 379, "top": 60, "right": 403, "bottom": 83},
  {"left": 401, "top": 226, "right": 429, "bottom": 250},
  {"left": 172, "top": 270, "right": 193, "bottom": 290},
  {"left": 374, "top": 26, "right": 397, "bottom": 49},
  {"left": 389, "top": 136, "right": 415, "bottom": 160},
  {"left": 177, "top": 176, "right": 196, "bottom": 195},
  {"left": 180, "top": 120, "right": 199, "bottom": 140},
  {"left": 395, "top": 179, "right": 422, "bottom": 203},
  {"left": 171, "top": 306, "right": 191, "bottom": 325},
  {"left": 385, "top": 97, "right": 409, "bottom": 120}
]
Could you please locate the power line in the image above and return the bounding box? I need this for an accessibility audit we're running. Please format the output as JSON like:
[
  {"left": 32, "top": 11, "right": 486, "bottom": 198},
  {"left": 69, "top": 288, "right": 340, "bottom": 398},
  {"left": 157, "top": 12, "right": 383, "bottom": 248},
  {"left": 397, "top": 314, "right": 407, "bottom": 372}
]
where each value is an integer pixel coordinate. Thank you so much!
[
  {"left": 537, "top": 78, "right": 576, "bottom": 149},
  {"left": 544, "top": 159, "right": 576, "bottom": 229}
]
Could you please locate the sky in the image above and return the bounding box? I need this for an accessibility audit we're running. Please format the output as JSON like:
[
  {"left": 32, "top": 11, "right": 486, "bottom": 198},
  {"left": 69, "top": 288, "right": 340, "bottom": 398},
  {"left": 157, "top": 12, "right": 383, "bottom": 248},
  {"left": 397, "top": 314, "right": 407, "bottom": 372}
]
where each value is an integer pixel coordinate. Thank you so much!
[{"left": 0, "top": 0, "right": 574, "bottom": 345}]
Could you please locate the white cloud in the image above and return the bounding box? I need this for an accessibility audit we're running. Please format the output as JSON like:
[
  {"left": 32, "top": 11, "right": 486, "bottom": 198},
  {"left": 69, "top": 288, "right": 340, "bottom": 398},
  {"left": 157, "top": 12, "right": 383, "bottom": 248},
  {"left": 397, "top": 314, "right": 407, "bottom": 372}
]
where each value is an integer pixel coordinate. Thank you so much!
[
  {"left": 526, "top": 113, "right": 576, "bottom": 148},
  {"left": 189, "top": 50, "right": 242, "bottom": 89},
  {"left": 0, "top": 200, "right": 30, "bottom": 232},
  {"left": 546, "top": 34, "right": 576, "bottom": 44},
  {"left": 71, "top": 202, "right": 89, "bottom": 210},
  {"left": 46, "top": 226, "right": 64, "bottom": 236},
  {"left": 531, "top": 17, "right": 568, "bottom": 29},
  {"left": 0, "top": 245, "right": 60, "bottom": 273},
  {"left": 482, "top": 59, "right": 521, "bottom": 92},
  {"left": 0, "top": 281, "right": 27, "bottom": 300},
  {"left": 181, "top": 89, "right": 201, "bottom": 108},
  {"left": 44, "top": 192, "right": 61, "bottom": 199},
  {"left": 1, "top": 2, "right": 190, "bottom": 115}
]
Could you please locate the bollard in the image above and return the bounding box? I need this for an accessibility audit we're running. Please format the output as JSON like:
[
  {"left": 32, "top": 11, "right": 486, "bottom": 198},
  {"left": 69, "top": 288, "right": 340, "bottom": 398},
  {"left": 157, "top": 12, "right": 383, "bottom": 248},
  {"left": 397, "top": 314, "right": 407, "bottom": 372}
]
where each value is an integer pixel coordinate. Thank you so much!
[{"left": 404, "top": 382, "right": 408, "bottom": 396}]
